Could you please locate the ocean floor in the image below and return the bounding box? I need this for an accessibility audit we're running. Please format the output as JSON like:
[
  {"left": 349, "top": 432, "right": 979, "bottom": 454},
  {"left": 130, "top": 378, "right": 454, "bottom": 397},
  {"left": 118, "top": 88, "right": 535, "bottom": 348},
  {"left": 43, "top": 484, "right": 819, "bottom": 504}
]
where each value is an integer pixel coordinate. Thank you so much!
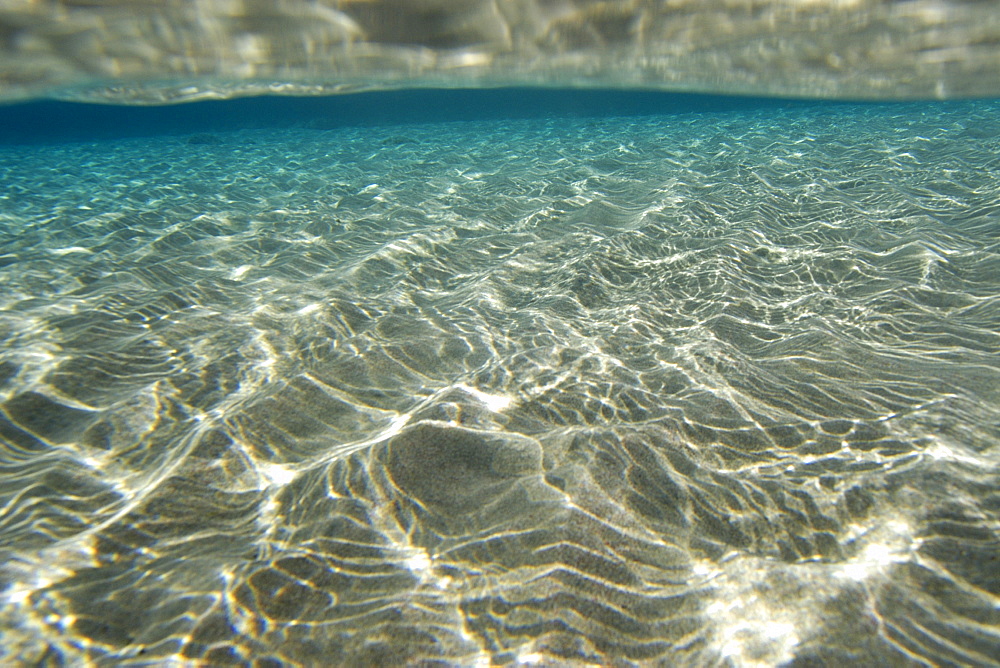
[{"left": 0, "top": 97, "right": 998, "bottom": 665}]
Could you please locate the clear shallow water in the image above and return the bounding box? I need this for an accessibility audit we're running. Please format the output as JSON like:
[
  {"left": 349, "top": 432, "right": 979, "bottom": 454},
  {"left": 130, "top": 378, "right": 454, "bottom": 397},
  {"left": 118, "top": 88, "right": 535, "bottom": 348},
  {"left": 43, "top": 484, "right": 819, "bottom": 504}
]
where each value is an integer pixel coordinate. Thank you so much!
[{"left": 0, "top": 97, "right": 998, "bottom": 666}]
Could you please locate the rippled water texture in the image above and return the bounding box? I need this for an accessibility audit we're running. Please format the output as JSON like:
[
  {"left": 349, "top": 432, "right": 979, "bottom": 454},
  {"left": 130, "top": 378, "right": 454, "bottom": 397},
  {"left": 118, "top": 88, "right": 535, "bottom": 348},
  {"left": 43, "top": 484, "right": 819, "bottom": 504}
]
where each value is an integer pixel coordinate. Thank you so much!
[
  {"left": 0, "top": 100, "right": 998, "bottom": 666},
  {"left": 3, "top": 0, "right": 1000, "bottom": 102}
]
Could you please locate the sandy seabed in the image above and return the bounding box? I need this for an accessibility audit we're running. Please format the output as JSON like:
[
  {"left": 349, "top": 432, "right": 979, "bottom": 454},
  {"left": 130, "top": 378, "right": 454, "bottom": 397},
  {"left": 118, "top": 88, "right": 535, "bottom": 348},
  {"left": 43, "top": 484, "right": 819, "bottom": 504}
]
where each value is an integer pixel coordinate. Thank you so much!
[{"left": 0, "top": 100, "right": 998, "bottom": 666}]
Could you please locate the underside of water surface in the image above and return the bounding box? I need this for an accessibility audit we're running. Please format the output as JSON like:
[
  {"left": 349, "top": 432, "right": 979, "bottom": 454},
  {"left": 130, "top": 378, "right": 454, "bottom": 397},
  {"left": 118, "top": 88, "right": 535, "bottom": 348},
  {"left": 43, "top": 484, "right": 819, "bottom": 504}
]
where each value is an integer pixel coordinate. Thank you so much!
[
  {"left": 3, "top": 0, "right": 1000, "bottom": 103},
  {"left": 0, "top": 92, "right": 997, "bottom": 666}
]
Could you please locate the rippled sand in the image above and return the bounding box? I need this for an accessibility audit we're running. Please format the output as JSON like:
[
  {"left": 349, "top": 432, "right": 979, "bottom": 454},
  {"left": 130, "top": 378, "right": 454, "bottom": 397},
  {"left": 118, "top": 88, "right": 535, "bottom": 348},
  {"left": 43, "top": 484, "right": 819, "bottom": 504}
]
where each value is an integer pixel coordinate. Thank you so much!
[{"left": 0, "top": 100, "right": 998, "bottom": 665}]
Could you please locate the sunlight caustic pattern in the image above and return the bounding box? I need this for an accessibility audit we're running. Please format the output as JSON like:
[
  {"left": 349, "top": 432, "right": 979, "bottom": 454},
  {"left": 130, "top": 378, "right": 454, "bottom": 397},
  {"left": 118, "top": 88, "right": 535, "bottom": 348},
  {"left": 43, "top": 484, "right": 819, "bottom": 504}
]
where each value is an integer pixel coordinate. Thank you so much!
[{"left": 0, "top": 100, "right": 998, "bottom": 665}]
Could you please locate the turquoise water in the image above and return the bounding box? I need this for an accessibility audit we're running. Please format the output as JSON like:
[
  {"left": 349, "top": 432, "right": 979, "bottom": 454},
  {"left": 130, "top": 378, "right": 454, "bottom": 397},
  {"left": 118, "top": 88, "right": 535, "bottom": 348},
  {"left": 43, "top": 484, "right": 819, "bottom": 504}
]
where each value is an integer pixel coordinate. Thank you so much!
[{"left": 0, "top": 94, "right": 998, "bottom": 666}]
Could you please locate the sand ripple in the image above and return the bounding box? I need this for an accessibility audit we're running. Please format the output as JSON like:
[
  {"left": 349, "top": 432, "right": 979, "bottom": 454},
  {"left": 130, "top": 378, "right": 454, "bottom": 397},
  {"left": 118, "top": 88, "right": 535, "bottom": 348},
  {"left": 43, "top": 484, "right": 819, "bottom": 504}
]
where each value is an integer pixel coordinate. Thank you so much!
[{"left": 0, "top": 100, "right": 998, "bottom": 665}]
